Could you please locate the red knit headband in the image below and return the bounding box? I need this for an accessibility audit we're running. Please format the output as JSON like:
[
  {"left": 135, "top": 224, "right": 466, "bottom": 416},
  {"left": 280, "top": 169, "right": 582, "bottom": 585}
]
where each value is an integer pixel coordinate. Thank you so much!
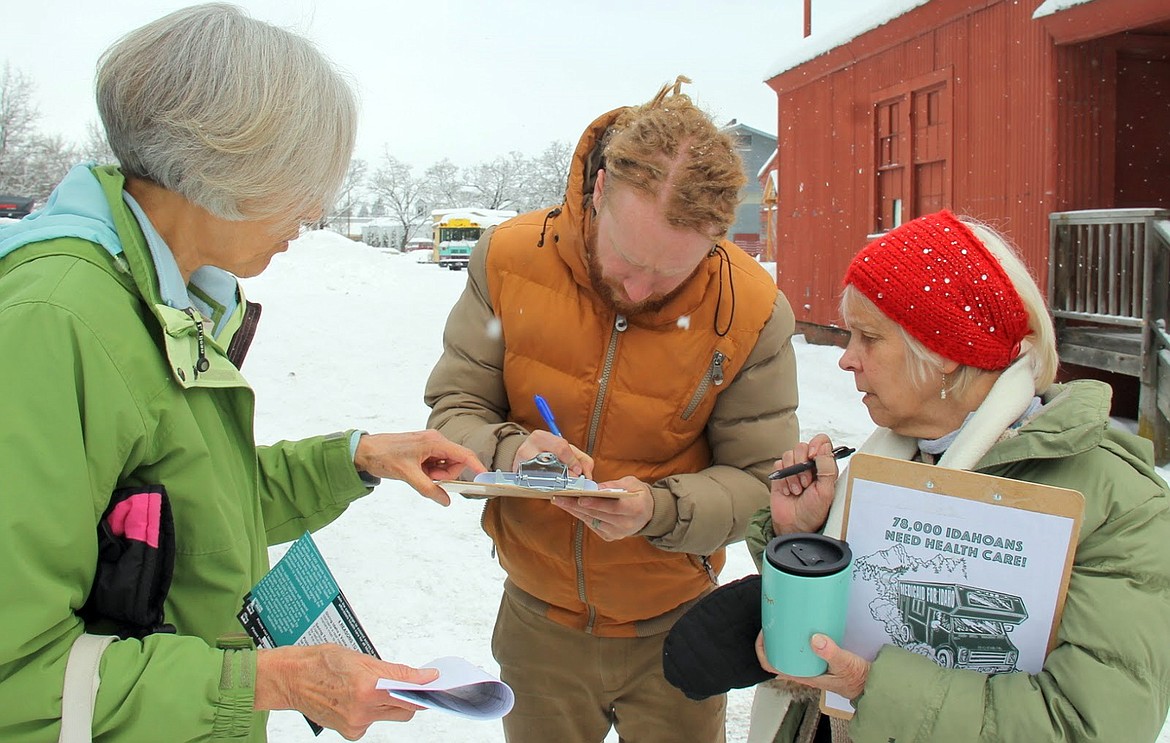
[{"left": 844, "top": 210, "right": 1028, "bottom": 370}]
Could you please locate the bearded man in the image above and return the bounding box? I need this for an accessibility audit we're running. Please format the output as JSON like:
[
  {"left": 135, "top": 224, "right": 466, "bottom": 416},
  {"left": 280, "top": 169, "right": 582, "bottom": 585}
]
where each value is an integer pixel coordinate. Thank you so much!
[{"left": 424, "top": 78, "right": 800, "bottom": 743}]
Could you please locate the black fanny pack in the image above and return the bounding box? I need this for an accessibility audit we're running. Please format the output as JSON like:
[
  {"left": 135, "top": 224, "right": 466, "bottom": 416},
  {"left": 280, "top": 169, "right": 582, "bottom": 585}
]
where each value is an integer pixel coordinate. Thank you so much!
[{"left": 79, "top": 485, "right": 176, "bottom": 639}]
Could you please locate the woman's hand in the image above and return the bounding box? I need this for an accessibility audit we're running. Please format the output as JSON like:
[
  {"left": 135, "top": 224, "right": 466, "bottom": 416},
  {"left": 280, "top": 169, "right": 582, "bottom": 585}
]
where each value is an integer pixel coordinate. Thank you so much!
[
  {"left": 354, "top": 430, "right": 486, "bottom": 506},
  {"left": 770, "top": 434, "right": 840, "bottom": 535},
  {"left": 255, "top": 644, "right": 436, "bottom": 740},
  {"left": 754, "top": 630, "right": 871, "bottom": 702},
  {"left": 512, "top": 429, "right": 594, "bottom": 479}
]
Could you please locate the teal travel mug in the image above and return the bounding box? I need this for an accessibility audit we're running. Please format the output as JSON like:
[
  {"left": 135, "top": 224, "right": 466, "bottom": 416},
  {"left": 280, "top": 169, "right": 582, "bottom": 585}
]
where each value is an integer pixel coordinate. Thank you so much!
[{"left": 761, "top": 533, "right": 852, "bottom": 677}]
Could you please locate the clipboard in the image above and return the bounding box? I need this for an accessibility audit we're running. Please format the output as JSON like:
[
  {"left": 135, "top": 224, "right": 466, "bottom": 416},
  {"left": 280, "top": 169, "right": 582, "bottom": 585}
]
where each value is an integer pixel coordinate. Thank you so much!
[
  {"left": 438, "top": 451, "right": 638, "bottom": 499},
  {"left": 821, "top": 453, "right": 1084, "bottom": 719},
  {"left": 436, "top": 480, "right": 638, "bottom": 499}
]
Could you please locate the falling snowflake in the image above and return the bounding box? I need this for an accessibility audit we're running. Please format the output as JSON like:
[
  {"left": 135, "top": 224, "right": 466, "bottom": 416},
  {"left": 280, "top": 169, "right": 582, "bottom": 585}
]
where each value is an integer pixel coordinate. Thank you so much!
[{"left": 485, "top": 317, "right": 502, "bottom": 339}]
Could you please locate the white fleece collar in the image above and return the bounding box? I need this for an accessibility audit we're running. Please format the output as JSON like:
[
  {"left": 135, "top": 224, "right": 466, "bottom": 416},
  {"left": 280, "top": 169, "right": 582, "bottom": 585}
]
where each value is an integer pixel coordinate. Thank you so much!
[{"left": 823, "top": 359, "right": 1037, "bottom": 536}]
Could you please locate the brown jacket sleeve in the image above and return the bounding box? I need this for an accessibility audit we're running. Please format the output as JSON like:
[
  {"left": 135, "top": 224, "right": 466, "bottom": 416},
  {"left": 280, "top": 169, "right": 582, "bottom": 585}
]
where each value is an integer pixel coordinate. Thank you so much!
[
  {"left": 639, "top": 291, "right": 800, "bottom": 555},
  {"left": 424, "top": 229, "right": 528, "bottom": 470}
]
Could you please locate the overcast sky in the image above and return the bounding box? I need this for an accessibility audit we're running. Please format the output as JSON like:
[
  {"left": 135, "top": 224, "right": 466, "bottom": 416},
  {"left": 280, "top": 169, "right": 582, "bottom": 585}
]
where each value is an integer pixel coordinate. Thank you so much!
[{"left": 7, "top": 0, "right": 857, "bottom": 170}]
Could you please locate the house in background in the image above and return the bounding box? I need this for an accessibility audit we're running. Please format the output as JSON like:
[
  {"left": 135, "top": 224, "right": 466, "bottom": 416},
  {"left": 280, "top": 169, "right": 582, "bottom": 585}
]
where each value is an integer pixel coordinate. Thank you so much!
[
  {"left": 720, "top": 120, "right": 777, "bottom": 258},
  {"left": 360, "top": 217, "right": 414, "bottom": 250},
  {"left": 764, "top": 0, "right": 1170, "bottom": 460}
]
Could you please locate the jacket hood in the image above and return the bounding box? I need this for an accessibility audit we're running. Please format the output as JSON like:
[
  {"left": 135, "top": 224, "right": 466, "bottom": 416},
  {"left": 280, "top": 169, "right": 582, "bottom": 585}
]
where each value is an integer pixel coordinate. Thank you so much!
[
  {"left": 563, "top": 108, "right": 621, "bottom": 231},
  {"left": 0, "top": 164, "right": 243, "bottom": 333},
  {"left": 551, "top": 107, "right": 621, "bottom": 292},
  {"left": 0, "top": 163, "right": 123, "bottom": 261},
  {"left": 984, "top": 379, "right": 1160, "bottom": 478}
]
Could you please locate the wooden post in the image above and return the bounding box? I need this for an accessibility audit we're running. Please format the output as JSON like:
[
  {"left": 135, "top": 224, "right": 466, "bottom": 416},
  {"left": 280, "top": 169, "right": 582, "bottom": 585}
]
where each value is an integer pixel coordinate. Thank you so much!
[
  {"left": 1139, "top": 216, "right": 1170, "bottom": 465},
  {"left": 1137, "top": 376, "right": 1169, "bottom": 465},
  {"left": 804, "top": 0, "right": 812, "bottom": 37}
]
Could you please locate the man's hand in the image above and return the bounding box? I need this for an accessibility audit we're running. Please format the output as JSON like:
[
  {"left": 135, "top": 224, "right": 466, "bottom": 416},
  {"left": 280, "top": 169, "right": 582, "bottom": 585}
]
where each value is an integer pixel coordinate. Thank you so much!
[
  {"left": 754, "top": 630, "right": 870, "bottom": 701},
  {"left": 512, "top": 430, "right": 594, "bottom": 479},
  {"left": 770, "top": 434, "right": 840, "bottom": 535},
  {"left": 254, "top": 644, "right": 437, "bottom": 740},
  {"left": 354, "top": 430, "right": 486, "bottom": 506},
  {"left": 551, "top": 476, "right": 654, "bottom": 541}
]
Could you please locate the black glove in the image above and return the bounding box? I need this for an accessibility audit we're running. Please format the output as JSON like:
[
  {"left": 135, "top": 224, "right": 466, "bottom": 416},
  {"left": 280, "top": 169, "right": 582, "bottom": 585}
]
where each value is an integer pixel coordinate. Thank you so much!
[{"left": 662, "top": 574, "right": 774, "bottom": 700}]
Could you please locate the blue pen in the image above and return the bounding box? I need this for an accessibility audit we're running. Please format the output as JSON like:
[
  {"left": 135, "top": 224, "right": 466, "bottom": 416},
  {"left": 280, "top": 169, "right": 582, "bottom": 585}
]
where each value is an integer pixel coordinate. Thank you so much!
[{"left": 534, "top": 395, "right": 564, "bottom": 438}]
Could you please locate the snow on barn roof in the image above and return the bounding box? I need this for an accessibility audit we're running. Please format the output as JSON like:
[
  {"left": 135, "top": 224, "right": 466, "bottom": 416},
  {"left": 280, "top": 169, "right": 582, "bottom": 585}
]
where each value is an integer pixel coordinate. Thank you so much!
[
  {"left": 763, "top": 0, "right": 932, "bottom": 80},
  {"left": 1032, "top": 0, "right": 1099, "bottom": 18}
]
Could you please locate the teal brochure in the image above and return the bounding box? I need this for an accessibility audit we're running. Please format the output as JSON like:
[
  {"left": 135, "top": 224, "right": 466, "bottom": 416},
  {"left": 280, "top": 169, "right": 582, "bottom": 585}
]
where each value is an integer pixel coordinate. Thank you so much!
[{"left": 237, "top": 532, "right": 378, "bottom": 734}]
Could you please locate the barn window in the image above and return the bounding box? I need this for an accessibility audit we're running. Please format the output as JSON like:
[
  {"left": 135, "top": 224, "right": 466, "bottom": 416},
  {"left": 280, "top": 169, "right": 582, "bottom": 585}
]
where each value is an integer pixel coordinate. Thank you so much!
[
  {"left": 872, "top": 70, "right": 952, "bottom": 233},
  {"left": 875, "top": 97, "right": 905, "bottom": 231}
]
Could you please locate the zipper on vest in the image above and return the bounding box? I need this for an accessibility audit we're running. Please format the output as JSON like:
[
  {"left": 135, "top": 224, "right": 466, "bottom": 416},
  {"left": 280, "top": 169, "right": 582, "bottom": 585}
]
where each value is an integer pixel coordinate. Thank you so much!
[
  {"left": 586, "top": 314, "right": 627, "bottom": 454},
  {"left": 681, "top": 350, "right": 726, "bottom": 421},
  {"left": 575, "top": 520, "right": 598, "bottom": 633},
  {"left": 580, "top": 313, "right": 626, "bottom": 632},
  {"left": 687, "top": 554, "right": 718, "bottom": 586},
  {"left": 700, "top": 555, "right": 717, "bottom": 585}
]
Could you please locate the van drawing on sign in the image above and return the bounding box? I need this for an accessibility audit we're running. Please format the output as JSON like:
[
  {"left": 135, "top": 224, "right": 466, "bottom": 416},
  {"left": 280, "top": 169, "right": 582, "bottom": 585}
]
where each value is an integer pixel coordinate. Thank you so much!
[
  {"left": 894, "top": 580, "right": 1027, "bottom": 673},
  {"left": 851, "top": 543, "right": 1029, "bottom": 675}
]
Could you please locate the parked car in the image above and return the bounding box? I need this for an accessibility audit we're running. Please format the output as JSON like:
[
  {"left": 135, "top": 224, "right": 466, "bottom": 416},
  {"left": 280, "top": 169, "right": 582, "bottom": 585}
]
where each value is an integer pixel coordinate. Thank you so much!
[{"left": 0, "top": 195, "right": 34, "bottom": 219}]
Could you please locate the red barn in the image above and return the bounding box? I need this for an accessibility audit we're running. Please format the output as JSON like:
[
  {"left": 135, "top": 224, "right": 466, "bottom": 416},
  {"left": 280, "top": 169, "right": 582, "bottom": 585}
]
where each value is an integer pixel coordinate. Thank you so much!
[{"left": 766, "top": 0, "right": 1170, "bottom": 459}]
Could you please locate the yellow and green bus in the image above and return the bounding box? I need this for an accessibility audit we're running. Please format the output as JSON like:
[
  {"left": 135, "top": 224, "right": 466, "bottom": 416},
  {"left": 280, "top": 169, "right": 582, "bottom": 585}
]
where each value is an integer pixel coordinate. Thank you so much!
[{"left": 431, "top": 208, "right": 516, "bottom": 270}]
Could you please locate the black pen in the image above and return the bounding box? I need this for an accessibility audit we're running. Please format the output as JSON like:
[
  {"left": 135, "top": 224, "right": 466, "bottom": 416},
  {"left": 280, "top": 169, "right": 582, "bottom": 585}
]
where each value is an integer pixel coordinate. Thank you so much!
[{"left": 768, "top": 446, "right": 856, "bottom": 480}]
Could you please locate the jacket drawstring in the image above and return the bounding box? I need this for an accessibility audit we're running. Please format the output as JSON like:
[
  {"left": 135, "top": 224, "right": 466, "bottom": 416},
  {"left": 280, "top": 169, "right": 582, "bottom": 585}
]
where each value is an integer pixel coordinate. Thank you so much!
[
  {"left": 537, "top": 207, "right": 562, "bottom": 247},
  {"left": 710, "top": 244, "right": 736, "bottom": 337},
  {"left": 183, "top": 307, "right": 210, "bottom": 377}
]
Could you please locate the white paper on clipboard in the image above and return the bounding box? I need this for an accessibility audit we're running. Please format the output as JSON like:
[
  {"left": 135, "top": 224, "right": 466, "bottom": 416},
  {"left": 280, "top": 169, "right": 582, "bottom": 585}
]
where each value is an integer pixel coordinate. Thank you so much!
[
  {"left": 821, "top": 453, "right": 1083, "bottom": 719},
  {"left": 436, "top": 480, "right": 637, "bottom": 499}
]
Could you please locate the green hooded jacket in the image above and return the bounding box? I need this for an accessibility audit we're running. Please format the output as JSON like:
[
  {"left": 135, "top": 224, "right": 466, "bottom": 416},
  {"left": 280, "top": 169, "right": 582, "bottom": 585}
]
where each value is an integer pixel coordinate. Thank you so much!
[
  {"left": 0, "top": 166, "right": 373, "bottom": 741},
  {"left": 747, "top": 379, "right": 1170, "bottom": 743}
]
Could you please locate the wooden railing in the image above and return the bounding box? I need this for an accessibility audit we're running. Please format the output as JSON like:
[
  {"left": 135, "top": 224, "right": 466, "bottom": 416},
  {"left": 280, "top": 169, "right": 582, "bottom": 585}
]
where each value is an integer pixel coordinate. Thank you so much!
[{"left": 1048, "top": 208, "right": 1170, "bottom": 462}]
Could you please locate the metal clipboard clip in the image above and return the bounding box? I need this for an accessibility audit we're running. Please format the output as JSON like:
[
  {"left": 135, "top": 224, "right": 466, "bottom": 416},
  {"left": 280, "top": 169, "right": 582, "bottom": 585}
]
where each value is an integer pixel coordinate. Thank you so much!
[{"left": 473, "top": 452, "right": 598, "bottom": 492}]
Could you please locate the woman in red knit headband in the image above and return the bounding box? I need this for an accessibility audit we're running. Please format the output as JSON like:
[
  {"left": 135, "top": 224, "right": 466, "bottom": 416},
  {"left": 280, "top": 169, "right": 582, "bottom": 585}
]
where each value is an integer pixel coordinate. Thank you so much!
[{"left": 743, "top": 210, "right": 1170, "bottom": 743}]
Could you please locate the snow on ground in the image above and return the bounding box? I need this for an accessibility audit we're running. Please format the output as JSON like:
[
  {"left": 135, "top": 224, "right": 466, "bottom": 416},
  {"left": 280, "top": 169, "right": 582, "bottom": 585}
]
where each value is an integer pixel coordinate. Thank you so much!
[{"left": 242, "top": 230, "right": 1170, "bottom": 742}]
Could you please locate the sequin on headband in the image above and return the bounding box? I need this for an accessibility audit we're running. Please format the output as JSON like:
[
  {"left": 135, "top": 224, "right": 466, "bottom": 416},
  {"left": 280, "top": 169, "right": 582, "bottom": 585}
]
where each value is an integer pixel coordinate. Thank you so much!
[{"left": 843, "top": 210, "right": 1028, "bottom": 370}]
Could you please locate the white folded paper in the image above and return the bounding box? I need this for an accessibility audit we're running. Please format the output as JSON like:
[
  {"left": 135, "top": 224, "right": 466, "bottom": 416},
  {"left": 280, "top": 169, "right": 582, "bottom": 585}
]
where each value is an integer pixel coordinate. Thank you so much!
[{"left": 377, "top": 656, "right": 514, "bottom": 720}]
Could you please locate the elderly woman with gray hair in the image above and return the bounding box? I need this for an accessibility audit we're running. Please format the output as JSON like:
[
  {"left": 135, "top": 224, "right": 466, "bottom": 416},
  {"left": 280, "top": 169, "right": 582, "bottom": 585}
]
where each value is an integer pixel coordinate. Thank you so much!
[
  {"left": 744, "top": 211, "right": 1170, "bottom": 743},
  {"left": 0, "top": 4, "right": 484, "bottom": 741}
]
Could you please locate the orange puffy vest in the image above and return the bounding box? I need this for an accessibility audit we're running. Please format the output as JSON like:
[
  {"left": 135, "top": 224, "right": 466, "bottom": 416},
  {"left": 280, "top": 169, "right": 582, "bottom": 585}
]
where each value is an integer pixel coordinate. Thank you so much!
[{"left": 481, "top": 189, "right": 778, "bottom": 636}]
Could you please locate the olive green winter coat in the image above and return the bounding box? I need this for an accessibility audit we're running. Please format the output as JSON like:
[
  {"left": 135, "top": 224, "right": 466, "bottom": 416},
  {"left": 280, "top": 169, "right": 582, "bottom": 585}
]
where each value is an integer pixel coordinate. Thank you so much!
[{"left": 747, "top": 378, "right": 1170, "bottom": 743}]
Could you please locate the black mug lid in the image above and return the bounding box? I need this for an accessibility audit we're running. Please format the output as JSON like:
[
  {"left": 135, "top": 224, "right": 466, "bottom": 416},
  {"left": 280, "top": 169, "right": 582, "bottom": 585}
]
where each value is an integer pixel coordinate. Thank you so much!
[{"left": 765, "top": 533, "right": 851, "bottom": 577}]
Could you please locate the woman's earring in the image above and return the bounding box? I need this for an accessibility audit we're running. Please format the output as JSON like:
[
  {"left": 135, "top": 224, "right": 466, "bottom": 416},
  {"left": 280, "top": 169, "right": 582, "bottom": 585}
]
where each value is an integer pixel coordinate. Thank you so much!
[{"left": 940, "top": 372, "right": 948, "bottom": 400}]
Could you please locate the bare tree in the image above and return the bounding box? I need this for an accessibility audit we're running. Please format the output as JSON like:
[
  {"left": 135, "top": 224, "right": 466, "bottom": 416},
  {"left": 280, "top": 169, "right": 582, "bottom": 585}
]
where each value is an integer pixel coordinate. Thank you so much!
[
  {"left": 519, "top": 140, "right": 572, "bottom": 211},
  {"left": 358, "top": 138, "right": 571, "bottom": 219},
  {"left": 465, "top": 151, "right": 528, "bottom": 211},
  {"left": 0, "top": 64, "right": 44, "bottom": 197},
  {"left": 327, "top": 158, "right": 368, "bottom": 236},
  {"left": 15, "top": 134, "right": 77, "bottom": 200},
  {"left": 79, "top": 120, "right": 117, "bottom": 165},
  {"left": 369, "top": 151, "right": 428, "bottom": 251},
  {"left": 0, "top": 65, "right": 83, "bottom": 202},
  {"left": 422, "top": 158, "right": 474, "bottom": 209},
  {"left": 0, "top": 63, "right": 36, "bottom": 162}
]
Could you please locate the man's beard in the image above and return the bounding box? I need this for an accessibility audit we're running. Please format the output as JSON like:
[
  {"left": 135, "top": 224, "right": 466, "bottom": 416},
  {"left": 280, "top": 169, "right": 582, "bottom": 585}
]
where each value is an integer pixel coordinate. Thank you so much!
[{"left": 584, "top": 219, "right": 692, "bottom": 316}]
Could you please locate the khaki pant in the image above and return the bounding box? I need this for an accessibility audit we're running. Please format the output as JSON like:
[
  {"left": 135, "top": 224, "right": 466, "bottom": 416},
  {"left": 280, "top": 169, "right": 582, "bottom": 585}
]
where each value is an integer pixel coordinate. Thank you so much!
[{"left": 492, "top": 591, "right": 726, "bottom": 743}]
